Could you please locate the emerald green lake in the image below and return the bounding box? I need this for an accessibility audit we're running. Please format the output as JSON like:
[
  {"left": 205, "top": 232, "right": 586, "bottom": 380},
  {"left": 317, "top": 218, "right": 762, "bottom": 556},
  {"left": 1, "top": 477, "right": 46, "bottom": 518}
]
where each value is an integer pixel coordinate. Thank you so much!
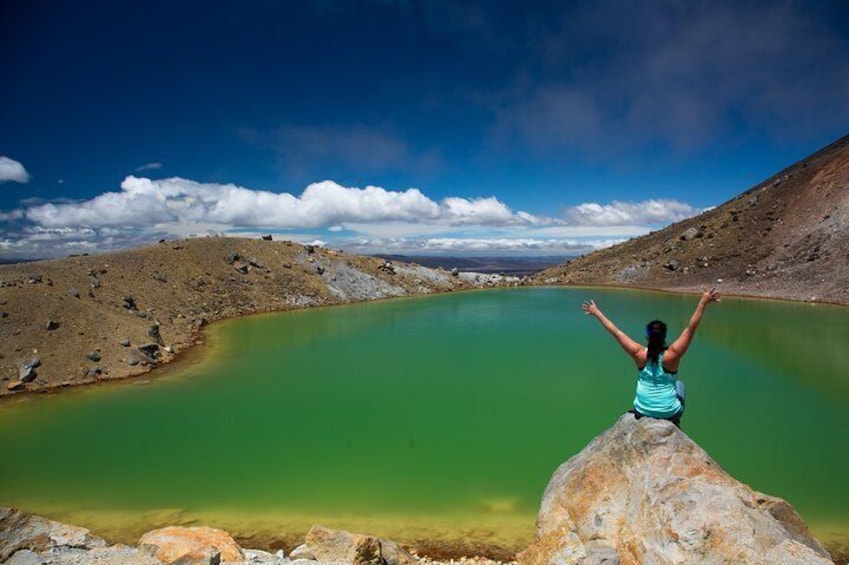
[{"left": 1, "top": 288, "right": 847, "bottom": 554}]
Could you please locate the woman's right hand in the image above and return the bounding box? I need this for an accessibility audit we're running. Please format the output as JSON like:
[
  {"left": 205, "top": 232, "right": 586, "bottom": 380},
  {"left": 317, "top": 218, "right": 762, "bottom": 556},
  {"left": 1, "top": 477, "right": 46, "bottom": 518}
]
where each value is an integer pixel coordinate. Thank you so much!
[{"left": 700, "top": 288, "right": 721, "bottom": 306}]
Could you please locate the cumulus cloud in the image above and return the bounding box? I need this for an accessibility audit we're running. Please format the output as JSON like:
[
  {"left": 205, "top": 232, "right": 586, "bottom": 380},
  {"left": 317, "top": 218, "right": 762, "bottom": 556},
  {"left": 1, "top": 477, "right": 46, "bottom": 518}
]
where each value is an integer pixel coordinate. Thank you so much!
[
  {"left": 0, "top": 156, "right": 30, "bottom": 183},
  {"left": 2, "top": 174, "right": 704, "bottom": 258},
  {"left": 563, "top": 199, "right": 703, "bottom": 226},
  {"left": 24, "top": 176, "right": 538, "bottom": 231}
]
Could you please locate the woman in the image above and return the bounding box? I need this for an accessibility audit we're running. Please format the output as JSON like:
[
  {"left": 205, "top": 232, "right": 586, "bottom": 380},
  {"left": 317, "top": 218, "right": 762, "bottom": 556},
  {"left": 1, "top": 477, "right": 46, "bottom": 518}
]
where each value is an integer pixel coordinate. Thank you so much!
[{"left": 581, "top": 289, "right": 720, "bottom": 427}]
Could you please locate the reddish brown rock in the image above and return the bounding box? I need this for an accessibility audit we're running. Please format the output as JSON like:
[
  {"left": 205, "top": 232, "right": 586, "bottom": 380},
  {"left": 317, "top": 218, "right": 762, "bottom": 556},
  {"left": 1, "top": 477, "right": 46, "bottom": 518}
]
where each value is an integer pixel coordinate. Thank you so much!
[
  {"left": 304, "top": 524, "right": 415, "bottom": 565},
  {"left": 138, "top": 526, "right": 244, "bottom": 564}
]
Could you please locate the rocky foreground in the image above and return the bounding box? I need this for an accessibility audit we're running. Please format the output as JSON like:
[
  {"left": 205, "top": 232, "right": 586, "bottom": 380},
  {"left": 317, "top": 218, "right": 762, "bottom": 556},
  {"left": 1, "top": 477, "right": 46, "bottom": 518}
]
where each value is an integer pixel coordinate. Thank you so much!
[
  {"left": 2, "top": 415, "right": 841, "bottom": 564},
  {"left": 0, "top": 237, "right": 520, "bottom": 396}
]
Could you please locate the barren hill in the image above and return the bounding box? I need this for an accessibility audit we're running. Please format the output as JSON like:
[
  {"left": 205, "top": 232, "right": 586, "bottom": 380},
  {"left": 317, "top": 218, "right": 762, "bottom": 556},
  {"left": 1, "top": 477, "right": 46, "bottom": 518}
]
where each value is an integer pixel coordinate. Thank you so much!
[
  {"left": 0, "top": 237, "right": 512, "bottom": 397},
  {"left": 533, "top": 135, "right": 849, "bottom": 304}
]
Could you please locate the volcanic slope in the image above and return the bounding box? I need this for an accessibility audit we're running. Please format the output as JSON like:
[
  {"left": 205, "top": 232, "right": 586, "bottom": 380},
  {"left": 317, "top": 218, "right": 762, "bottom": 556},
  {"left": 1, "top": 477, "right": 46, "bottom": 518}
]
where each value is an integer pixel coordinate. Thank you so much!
[
  {"left": 0, "top": 238, "right": 509, "bottom": 396},
  {"left": 534, "top": 134, "right": 849, "bottom": 304}
]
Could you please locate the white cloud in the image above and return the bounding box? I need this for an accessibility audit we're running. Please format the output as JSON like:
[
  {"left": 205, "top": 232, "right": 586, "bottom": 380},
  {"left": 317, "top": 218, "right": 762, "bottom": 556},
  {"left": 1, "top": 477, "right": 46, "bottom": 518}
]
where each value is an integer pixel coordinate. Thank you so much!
[
  {"left": 134, "top": 162, "right": 163, "bottom": 172},
  {"left": 2, "top": 174, "right": 705, "bottom": 258},
  {"left": 0, "top": 156, "right": 30, "bottom": 184},
  {"left": 563, "top": 199, "right": 702, "bottom": 226},
  {"left": 24, "top": 176, "right": 536, "bottom": 230}
]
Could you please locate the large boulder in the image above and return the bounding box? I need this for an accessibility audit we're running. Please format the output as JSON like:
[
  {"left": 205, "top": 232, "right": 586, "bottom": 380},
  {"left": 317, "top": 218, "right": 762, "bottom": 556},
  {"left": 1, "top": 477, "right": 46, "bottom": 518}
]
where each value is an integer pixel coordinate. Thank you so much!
[
  {"left": 0, "top": 507, "right": 106, "bottom": 562},
  {"left": 302, "top": 524, "right": 415, "bottom": 565},
  {"left": 138, "top": 526, "right": 244, "bottom": 564},
  {"left": 518, "top": 414, "right": 833, "bottom": 565}
]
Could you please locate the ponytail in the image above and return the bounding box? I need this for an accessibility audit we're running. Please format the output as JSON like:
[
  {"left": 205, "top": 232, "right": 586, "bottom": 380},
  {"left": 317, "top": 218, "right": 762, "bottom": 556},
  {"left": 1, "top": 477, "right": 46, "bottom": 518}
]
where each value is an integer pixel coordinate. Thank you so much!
[{"left": 646, "top": 320, "right": 668, "bottom": 366}]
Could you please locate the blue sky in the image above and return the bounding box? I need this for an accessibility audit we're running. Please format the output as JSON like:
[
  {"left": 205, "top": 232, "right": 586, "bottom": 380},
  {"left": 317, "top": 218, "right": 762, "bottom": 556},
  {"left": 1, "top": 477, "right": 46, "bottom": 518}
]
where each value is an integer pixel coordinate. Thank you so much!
[{"left": 2, "top": 0, "right": 848, "bottom": 258}]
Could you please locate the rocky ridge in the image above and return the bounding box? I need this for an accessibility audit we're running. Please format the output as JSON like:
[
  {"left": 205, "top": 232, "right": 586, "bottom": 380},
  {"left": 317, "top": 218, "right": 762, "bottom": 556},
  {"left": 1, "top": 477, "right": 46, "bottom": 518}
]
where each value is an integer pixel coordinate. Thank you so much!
[
  {"left": 0, "top": 237, "right": 520, "bottom": 396},
  {"left": 533, "top": 134, "right": 849, "bottom": 304}
]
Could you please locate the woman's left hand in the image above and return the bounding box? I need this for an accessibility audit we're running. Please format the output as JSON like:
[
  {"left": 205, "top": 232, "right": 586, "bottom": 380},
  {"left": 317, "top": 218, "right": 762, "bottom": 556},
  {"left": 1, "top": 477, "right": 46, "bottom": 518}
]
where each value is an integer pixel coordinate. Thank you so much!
[{"left": 582, "top": 299, "right": 601, "bottom": 317}]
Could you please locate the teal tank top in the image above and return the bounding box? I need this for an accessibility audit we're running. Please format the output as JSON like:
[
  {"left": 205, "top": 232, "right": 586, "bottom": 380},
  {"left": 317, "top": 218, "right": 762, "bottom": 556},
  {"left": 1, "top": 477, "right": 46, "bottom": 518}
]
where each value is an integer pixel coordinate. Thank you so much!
[{"left": 633, "top": 352, "right": 682, "bottom": 418}]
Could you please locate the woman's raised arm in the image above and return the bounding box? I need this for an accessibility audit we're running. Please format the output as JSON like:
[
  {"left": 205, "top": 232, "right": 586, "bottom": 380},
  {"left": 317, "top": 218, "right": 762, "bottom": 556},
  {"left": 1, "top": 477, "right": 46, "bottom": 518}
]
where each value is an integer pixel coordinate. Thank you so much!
[
  {"left": 582, "top": 299, "right": 643, "bottom": 362},
  {"left": 665, "top": 288, "right": 721, "bottom": 367}
]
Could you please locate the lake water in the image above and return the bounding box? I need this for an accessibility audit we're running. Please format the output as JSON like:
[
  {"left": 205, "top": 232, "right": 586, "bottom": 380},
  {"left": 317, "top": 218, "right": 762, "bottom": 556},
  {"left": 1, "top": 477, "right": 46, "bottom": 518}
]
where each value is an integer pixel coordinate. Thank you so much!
[{"left": 0, "top": 287, "right": 847, "bottom": 556}]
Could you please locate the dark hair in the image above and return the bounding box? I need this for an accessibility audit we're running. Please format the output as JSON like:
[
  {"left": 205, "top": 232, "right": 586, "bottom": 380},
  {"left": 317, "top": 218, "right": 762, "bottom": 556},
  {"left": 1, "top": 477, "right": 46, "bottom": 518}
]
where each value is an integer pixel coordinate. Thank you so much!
[{"left": 645, "top": 320, "right": 667, "bottom": 366}]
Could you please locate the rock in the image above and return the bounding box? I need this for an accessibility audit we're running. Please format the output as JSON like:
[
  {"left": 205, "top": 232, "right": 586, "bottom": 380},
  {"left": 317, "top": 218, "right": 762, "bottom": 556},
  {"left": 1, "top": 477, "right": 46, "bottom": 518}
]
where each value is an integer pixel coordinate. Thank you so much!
[
  {"left": 149, "top": 324, "right": 163, "bottom": 345},
  {"left": 86, "top": 367, "right": 102, "bottom": 378},
  {"left": 153, "top": 272, "right": 168, "bottom": 283},
  {"left": 19, "top": 365, "right": 36, "bottom": 383},
  {"left": 518, "top": 414, "right": 832, "bottom": 565},
  {"left": 315, "top": 266, "right": 325, "bottom": 275},
  {"left": 225, "top": 252, "right": 240, "bottom": 264},
  {"left": 122, "top": 296, "right": 136, "bottom": 310},
  {"left": 5, "top": 381, "right": 25, "bottom": 391},
  {"left": 68, "top": 288, "right": 81, "bottom": 298},
  {"left": 5, "top": 549, "right": 43, "bottom": 565},
  {"left": 304, "top": 244, "right": 315, "bottom": 254},
  {"left": 288, "top": 543, "right": 315, "bottom": 560},
  {"left": 45, "top": 320, "right": 59, "bottom": 331},
  {"left": 27, "top": 274, "right": 42, "bottom": 284},
  {"left": 303, "top": 524, "right": 415, "bottom": 565},
  {"left": 450, "top": 267, "right": 459, "bottom": 276},
  {"left": 165, "top": 345, "right": 175, "bottom": 354},
  {"left": 120, "top": 338, "right": 131, "bottom": 347},
  {"left": 235, "top": 265, "right": 249, "bottom": 275},
  {"left": 262, "top": 234, "right": 273, "bottom": 241},
  {"left": 680, "top": 227, "right": 699, "bottom": 241},
  {"left": 0, "top": 507, "right": 106, "bottom": 562},
  {"left": 248, "top": 258, "right": 265, "bottom": 269},
  {"left": 138, "top": 526, "right": 244, "bottom": 564},
  {"left": 86, "top": 350, "right": 101, "bottom": 362},
  {"left": 663, "top": 259, "right": 679, "bottom": 271},
  {"left": 89, "top": 275, "right": 100, "bottom": 288},
  {"left": 128, "top": 358, "right": 139, "bottom": 366}
]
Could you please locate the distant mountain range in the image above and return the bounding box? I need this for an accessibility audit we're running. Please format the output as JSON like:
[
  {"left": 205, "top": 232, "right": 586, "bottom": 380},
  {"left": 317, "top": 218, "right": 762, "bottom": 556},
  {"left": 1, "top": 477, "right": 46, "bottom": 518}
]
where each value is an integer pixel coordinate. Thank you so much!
[{"left": 534, "top": 134, "right": 849, "bottom": 304}]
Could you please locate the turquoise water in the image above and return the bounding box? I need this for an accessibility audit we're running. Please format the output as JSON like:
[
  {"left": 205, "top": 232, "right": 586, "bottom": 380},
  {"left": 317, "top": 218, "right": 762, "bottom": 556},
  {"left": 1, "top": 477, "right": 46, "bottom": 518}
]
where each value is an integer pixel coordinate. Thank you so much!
[{"left": 0, "top": 288, "right": 846, "bottom": 552}]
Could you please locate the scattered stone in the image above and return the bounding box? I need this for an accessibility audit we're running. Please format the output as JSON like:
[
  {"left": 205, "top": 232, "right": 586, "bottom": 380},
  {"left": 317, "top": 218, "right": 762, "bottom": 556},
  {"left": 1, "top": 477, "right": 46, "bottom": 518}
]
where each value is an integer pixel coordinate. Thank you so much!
[
  {"left": 379, "top": 261, "right": 396, "bottom": 274},
  {"left": 68, "top": 288, "right": 81, "bottom": 298},
  {"left": 19, "top": 365, "right": 36, "bottom": 383},
  {"left": 137, "top": 526, "right": 244, "bottom": 565},
  {"left": 261, "top": 234, "right": 273, "bottom": 241},
  {"left": 27, "top": 274, "right": 42, "bottom": 284},
  {"left": 315, "top": 266, "right": 325, "bottom": 275},
  {"left": 450, "top": 267, "right": 459, "bottom": 277},
  {"left": 164, "top": 345, "right": 175, "bottom": 354},
  {"left": 86, "top": 367, "right": 102, "bottom": 378},
  {"left": 248, "top": 258, "right": 265, "bottom": 269},
  {"left": 304, "top": 244, "right": 315, "bottom": 254},
  {"left": 120, "top": 338, "right": 131, "bottom": 347},
  {"left": 0, "top": 311, "right": 6, "bottom": 318},
  {"left": 282, "top": 262, "right": 292, "bottom": 269},
  {"left": 304, "top": 524, "right": 415, "bottom": 565},
  {"left": 518, "top": 414, "right": 832, "bottom": 565},
  {"left": 128, "top": 358, "right": 139, "bottom": 366},
  {"left": 46, "top": 320, "right": 59, "bottom": 331},
  {"left": 122, "top": 296, "right": 136, "bottom": 310},
  {"left": 148, "top": 324, "right": 163, "bottom": 345},
  {"left": 86, "top": 350, "right": 101, "bottom": 362},
  {"left": 235, "top": 265, "right": 249, "bottom": 275},
  {"left": 680, "top": 227, "right": 699, "bottom": 241},
  {"left": 663, "top": 259, "right": 679, "bottom": 271},
  {"left": 225, "top": 252, "right": 240, "bottom": 264},
  {"left": 89, "top": 275, "right": 100, "bottom": 288},
  {"left": 5, "top": 380, "right": 25, "bottom": 391},
  {"left": 152, "top": 272, "right": 168, "bottom": 283},
  {"left": 288, "top": 544, "right": 315, "bottom": 561}
]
